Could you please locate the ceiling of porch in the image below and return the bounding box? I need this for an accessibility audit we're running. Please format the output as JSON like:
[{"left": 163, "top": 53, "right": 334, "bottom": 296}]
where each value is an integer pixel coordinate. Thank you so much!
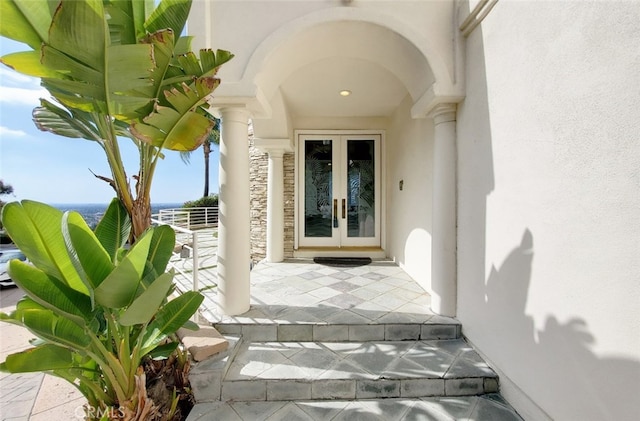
[
  {"left": 280, "top": 57, "right": 407, "bottom": 118},
  {"left": 256, "top": 20, "right": 435, "bottom": 119}
]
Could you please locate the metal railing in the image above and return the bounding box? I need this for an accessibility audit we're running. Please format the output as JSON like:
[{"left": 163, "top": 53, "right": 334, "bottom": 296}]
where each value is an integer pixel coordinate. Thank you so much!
[
  {"left": 151, "top": 211, "right": 219, "bottom": 294},
  {"left": 157, "top": 207, "right": 218, "bottom": 229}
]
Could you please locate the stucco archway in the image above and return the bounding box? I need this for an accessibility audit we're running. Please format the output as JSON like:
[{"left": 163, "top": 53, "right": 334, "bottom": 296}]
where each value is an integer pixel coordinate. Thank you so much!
[
  {"left": 223, "top": 7, "right": 460, "bottom": 137},
  {"left": 191, "top": 3, "right": 462, "bottom": 317}
]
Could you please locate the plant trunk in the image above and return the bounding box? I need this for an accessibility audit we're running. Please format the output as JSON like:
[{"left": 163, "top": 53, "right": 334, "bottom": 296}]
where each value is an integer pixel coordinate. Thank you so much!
[
  {"left": 131, "top": 198, "right": 152, "bottom": 240},
  {"left": 113, "top": 367, "right": 158, "bottom": 421},
  {"left": 203, "top": 141, "right": 210, "bottom": 197}
]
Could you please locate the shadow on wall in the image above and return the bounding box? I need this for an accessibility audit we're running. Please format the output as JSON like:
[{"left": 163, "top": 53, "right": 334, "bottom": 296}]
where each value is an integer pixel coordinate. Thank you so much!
[
  {"left": 481, "top": 230, "right": 640, "bottom": 420},
  {"left": 456, "top": 6, "right": 640, "bottom": 417}
]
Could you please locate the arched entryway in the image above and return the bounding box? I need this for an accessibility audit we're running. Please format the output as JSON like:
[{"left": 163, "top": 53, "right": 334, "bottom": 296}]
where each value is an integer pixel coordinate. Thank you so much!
[{"left": 190, "top": 4, "right": 463, "bottom": 317}]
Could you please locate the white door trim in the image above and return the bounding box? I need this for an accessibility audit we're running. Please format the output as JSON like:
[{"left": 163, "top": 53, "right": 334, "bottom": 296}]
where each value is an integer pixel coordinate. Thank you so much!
[{"left": 294, "top": 130, "right": 386, "bottom": 252}]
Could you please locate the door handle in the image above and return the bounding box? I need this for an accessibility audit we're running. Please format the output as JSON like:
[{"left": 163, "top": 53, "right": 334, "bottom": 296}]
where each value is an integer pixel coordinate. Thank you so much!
[
  {"left": 333, "top": 199, "right": 338, "bottom": 227},
  {"left": 342, "top": 199, "right": 346, "bottom": 219}
]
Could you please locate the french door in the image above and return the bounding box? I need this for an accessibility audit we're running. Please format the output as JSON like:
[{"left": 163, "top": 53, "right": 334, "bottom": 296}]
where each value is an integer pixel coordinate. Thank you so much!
[{"left": 298, "top": 133, "right": 381, "bottom": 248}]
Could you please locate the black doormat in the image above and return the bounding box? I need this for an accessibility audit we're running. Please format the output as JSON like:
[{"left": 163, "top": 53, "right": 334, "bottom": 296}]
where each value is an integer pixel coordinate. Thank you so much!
[{"left": 313, "top": 257, "right": 372, "bottom": 267}]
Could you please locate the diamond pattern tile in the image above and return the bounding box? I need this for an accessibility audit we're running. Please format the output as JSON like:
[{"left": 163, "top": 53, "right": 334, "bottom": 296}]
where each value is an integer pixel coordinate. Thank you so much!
[
  {"left": 328, "top": 280, "right": 360, "bottom": 292},
  {"left": 225, "top": 339, "right": 496, "bottom": 384},
  {"left": 193, "top": 259, "right": 439, "bottom": 327}
]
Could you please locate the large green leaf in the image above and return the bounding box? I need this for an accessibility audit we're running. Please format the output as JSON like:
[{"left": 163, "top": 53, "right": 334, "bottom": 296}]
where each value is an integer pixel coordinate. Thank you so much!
[
  {"left": 137, "top": 224, "right": 174, "bottom": 294},
  {"left": 174, "top": 35, "right": 193, "bottom": 57},
  {"left": 130, "top": 78, "right": 218, "bottom": 151},
  {"left": 176, "top": 51, "right": 202, "bottom": 77},
  {"left": 19, "top": 308, "right": 91, "bottom": 350},
  {"left": 41, "top": 44, "right": 103, "bottom": 88},
  {"left": 0, "top": 344, "right": 75, "bottom": 373},
  {"left": 38, "top": 0, "right": 154, "bottom": 121},
  {"left": 94, "top": 228, "right": 153, "bottom": 308},
  {"left": 1, "top": 201, "right": 88, "bottom": 295},
  {"left": 32, "top": 99, "right": 102, "bottom": 141},
  {"left": 140, "top": 291, "right": 203, "bottom": 354},
  {"left": 63, "top": 211, "right": 113, "bottom": 292},
  {"left": 199, "top": 49, "right": 235, "bottom": 78},
  {"left": 159, "top": 48, "right": 232, "bottom": 95},
  {"left": 135, "top": 28, "right": 175, "bottom": 112},
  {"left": 119, "top": 271, "right": 174, "bottom": 326},
  {"left": 176, "top": 49, "right": 234, "bottom": 79},
  {"left": 105, "top": 0, "right": 155, "bottom": 45},
  {"left": 108, "top": 44, "right": 155, "bottom": 94},
  {"left": 0, "top": 50, "right": 61, "bottom": 78},
  {"left": 41, "top": 44, "right": 154, "bottom": 120},
  {"left": 144, "top": 0, "right": 191, "bottom": 39},
  {"left": 0, "top": 0, "right": 55, "bottom": 49},
  {"left": 144, "top": 224, "right": 175, "bottom": 280},
  {"left": 48, "top": 0, "right": 106, "bottom": 72},
  {"left": 9, "top": 260, "right": 92, "bottom": 325},
  {"left": 94, "top": 198, "right": 131, "bottom": 262},
  {"left": 147, "top": 341, "right": 179, "bottom": 360}
]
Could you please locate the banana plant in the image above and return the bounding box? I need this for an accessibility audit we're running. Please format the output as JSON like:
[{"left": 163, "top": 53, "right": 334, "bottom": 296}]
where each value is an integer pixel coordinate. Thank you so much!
[
  {"left": 0, "top": 199, "right": 204, "bottom": 420},
  {"left": 0, "top": 0, "right": 233, "bottom": 239}
]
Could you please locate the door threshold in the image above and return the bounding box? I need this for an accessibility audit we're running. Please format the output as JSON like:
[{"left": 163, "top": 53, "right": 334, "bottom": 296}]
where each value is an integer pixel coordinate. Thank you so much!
[{"left": 293, "top": 246, "right": 386, "bottom": 259}]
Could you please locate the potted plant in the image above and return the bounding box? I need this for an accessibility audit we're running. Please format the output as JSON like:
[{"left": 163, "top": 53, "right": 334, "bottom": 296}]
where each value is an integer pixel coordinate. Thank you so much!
[{"left": 1, "top": 198, "right": 203, "bottom": 419}]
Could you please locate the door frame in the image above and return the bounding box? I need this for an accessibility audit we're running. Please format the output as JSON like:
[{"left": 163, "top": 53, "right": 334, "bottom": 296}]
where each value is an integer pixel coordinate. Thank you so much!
[{"left": 294, "top": 130, "right": 386, "bottom": 252}]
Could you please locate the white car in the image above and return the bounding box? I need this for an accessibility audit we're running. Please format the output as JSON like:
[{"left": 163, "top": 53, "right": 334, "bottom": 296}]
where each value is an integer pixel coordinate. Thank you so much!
[{"left": 0, "top": 249, "right": 28, "bottom": 288}]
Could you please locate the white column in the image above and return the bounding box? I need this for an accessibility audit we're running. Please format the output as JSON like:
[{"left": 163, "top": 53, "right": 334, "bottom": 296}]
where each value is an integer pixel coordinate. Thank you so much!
[
  {"left": 266, "top": 150, "right": 285, "bottom": 262},
  {"left": 217, "top": 107, "right": 251, "bottom": 315},
  {"left": 430, "top": 104, "right": 457, "bottom": 317}
]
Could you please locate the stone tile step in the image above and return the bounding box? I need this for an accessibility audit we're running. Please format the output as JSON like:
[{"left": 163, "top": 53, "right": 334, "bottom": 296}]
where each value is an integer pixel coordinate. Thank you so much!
[
  {"left": 218, "top": 339, "right": 497, "bottom": 402},
  {"left": 186, "top": 395, "right": 524, "bottom": 420},
  {"left": 214, "top": 318, "right": 461, "bottom": 342},
  {"left": 221, "top": 377, "right": 499, "bottom": 401}
]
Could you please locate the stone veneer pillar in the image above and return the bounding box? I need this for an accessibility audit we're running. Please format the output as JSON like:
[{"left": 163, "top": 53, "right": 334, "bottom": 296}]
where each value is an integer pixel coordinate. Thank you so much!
[
  {"left": 430, "top": 103, "right": 458, "bottom": 317},
  {"left": 217, "top": 107, "right": 251, "bottom": 316},
  {"left": 254, "top": 139, "right": 293, "bottom": 262}
]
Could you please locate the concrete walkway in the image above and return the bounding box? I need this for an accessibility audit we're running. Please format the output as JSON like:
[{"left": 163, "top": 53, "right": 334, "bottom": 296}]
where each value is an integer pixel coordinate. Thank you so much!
[{"left": 0, "top": 286, "right": 84, "bottom": 421}]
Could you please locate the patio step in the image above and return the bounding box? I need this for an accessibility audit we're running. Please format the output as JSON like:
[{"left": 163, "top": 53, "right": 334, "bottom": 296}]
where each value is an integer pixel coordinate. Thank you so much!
[
  {"left": 213, "top": 315, "right": 461, "bottom": 342},
  {"left": 185, "top": 259, "right": 523, "bottom": 419},
  {"left": 190, "top": 337, "right": 498, "bottom": 404},
  {"left": 187, "top": 395, "right": 524, "bottom": 420}
]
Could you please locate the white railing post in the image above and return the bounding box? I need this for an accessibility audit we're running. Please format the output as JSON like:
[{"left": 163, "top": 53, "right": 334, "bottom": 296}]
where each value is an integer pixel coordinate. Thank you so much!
[{"left": 192, "top": 231, "right": 199, "bottom": 292}]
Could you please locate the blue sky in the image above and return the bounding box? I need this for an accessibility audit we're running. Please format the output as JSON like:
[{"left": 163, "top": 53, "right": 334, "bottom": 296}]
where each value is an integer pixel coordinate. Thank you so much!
[{"left": 0, "top": 38, "right": 218, "bottom": 205}]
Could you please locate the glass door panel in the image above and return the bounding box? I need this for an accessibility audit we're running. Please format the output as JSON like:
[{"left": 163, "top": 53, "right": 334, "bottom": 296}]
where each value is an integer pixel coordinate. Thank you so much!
[
  {"left": 304, "top": 140, "right": 333, "bottom": 238},
  {"left": 346, "top": 139, "right": 375, "bottom": 238}
]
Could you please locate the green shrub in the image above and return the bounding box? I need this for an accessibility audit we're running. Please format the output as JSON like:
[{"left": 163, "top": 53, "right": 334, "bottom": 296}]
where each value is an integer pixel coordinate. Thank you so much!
[{"left": 183, "top": 195, "right": 219, "bottom": 208}]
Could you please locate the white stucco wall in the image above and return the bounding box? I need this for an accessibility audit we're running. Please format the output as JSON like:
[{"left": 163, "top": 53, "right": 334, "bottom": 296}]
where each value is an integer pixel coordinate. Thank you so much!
[
  {"left": 387, "top": 95, "right": 434, "bottom": 293},
  {"left": 457, "top": 1, "right": 640, "bottom": 420}
]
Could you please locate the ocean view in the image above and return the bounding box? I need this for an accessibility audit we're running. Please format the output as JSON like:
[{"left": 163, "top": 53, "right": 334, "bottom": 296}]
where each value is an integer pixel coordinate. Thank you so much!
[{"left": 50, "top": 203, "right": 183, "bottom": 227}]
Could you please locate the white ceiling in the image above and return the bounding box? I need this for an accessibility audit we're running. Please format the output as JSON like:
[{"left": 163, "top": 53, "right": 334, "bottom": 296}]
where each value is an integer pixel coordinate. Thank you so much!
[
  {"left": 280, "top": 57, "right": 408, "bottom": 118},
  {"left": 254, "top": 20, "right": 434, "bottom": 120}
]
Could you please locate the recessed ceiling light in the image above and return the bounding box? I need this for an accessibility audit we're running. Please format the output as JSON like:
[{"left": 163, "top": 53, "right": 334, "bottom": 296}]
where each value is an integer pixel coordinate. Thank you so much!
[{"left": 339, "top": 90, "right": 351, "bottom": 97}]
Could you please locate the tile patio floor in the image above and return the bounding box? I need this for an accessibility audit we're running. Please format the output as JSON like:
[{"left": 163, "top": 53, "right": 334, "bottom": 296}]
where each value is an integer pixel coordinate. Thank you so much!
[
  {"left": 176, "top": 259, "right": 524, "bottom": 420},
  {"left": 195, "top": 259, "right": 442, "bottom": 327},
  {"left": 188, "top": 395, "right": 523, "bottom": 421}
]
